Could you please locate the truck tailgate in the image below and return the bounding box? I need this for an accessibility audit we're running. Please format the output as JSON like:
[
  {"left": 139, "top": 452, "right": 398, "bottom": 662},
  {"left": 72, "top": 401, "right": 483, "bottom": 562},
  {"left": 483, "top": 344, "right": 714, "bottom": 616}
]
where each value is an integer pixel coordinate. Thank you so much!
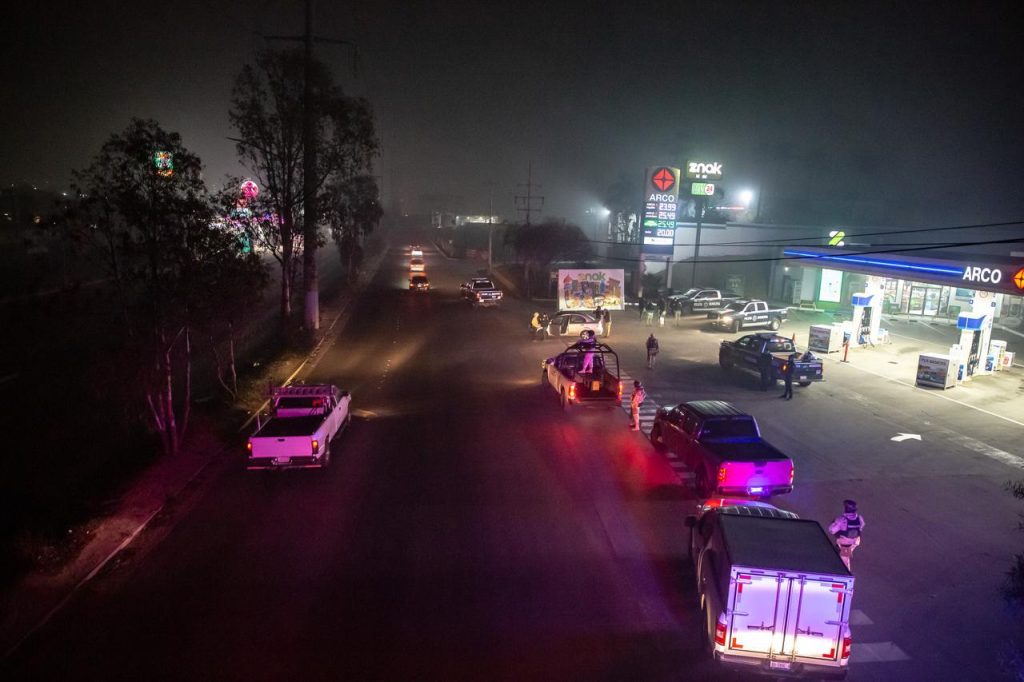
[
  {"left": 793, "top": 360, "right": 824, "bottom": 382},
  {"left": 717, "top": 459, "right": 794, "bottom": 496},
  {"left": 726, "top": 568, "right": 852, "bottom": 670}
]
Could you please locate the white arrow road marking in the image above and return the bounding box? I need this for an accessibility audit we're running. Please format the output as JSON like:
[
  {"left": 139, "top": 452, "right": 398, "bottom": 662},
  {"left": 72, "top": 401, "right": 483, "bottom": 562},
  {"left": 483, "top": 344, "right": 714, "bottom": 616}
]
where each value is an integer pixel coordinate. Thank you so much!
[{"left": 890, "top": 433, "right": 922, "bottom": 442}]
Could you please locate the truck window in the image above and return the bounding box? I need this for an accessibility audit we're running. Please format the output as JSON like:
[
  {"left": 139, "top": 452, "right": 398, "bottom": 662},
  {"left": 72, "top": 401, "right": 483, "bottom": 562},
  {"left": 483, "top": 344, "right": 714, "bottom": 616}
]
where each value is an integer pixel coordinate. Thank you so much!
[
  {"left": 736, "top": 335, "right": 753, "bottom": 349},
  {"left": 743, "top": 302, "right": 754, "bottom": 313},
  {"left": 755, "top": 302, "right": 766, "bottom": 312},
  {"left": 700, "top": 417, "right": 758, "bottom": 439},
  {"left": 767, "top": 339, "right": 796, "bottom": 353}
]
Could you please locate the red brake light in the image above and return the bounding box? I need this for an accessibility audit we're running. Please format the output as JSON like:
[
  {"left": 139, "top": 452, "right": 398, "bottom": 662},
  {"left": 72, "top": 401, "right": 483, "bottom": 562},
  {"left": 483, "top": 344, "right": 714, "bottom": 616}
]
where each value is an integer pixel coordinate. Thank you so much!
[
  {"left": 714, "top": 616, "right": 727, "bottom": 646},
  {"left": 311, "top": 439, "right": 319, "bottom": 454},
  {"left": 841, "top": 635, "right": 852, "bottom": 659},
  {"left": 246, "top": 440, "right": 252, "bottom": 452},
  {"left": 789, "top": 464, "right": 795, "bottom": 484},
  {"left": 568, "top": 384, "right": 576, "bottom": 400},
  {"left": 717, "top": 465, "right": 727, "bottom": 482},
  {"left": 617, "top": 382, "right": 622, "bottom": 399}
]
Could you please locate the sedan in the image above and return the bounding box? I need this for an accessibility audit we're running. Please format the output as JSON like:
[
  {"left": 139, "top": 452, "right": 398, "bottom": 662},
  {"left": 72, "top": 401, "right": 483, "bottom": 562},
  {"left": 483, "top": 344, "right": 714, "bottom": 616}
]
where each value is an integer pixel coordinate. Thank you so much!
[
  {"left": 546, "top": 311, "right": 603, "bottom": 338},
  {"left": 409, "top": 257, "right": 425, "bottom": 272}
]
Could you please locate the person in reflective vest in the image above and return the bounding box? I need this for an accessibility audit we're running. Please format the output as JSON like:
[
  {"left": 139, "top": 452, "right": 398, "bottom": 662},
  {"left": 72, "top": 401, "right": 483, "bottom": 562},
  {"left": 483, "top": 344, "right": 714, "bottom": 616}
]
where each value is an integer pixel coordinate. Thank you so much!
[
  {"left": 829, "top": 499, "right": 865, "bottom": 571},
  {"left": 629, "top": 380, "right": 646, "bottom": 431}
]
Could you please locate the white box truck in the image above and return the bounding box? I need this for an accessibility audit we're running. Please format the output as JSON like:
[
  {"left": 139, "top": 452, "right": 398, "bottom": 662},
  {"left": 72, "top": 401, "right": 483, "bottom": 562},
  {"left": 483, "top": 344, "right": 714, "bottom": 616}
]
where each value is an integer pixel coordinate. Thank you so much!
[{"left": 687, "top": 508, "right": 854, "bottom": 679}]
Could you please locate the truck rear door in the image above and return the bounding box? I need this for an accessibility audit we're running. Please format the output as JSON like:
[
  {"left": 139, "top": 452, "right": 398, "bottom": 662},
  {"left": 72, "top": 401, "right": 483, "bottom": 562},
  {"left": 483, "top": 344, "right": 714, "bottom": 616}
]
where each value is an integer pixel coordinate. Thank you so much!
[{"left": 726, "top": 570, "right": 850, "bottom": 670}]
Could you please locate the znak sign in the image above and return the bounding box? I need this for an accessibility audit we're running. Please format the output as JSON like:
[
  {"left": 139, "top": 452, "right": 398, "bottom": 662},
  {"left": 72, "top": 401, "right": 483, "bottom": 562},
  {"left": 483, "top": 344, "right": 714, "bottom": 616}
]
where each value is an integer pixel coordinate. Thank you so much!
[
  {"left": 651, "top": 167, "right": 677, "bottom": 193},
  {"left": 685, "top": 160, "right": 723, "bottom": 180}
]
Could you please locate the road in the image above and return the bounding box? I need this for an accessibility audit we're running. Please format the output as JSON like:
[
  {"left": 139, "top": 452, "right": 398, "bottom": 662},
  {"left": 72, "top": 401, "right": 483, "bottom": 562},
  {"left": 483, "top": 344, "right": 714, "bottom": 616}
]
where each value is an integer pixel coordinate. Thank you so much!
[{"left": 6, "top": 231, "right": 1022, "bottom": 681}]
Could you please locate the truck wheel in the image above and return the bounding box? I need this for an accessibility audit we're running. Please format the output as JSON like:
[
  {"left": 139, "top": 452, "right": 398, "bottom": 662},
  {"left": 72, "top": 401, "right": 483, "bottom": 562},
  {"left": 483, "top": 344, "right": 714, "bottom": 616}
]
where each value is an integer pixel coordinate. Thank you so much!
[
  {"left": 798, "top": 381, "right": 811, "bottom": 387},
  {"left": 768, "top": 317, "right": 781, "bottom": 331},
  {"left": 650, "top": 425, "right": 666, "bottom": 451},
  {"left": 702, "top": 604, "right": 715, "bottom": 655},
  {"left": 320, "top": 443, "right": 331, "bottom": 470},
  {"left": 731, "top": 320, "right": 740, "bottom": 333},
  {"left": 718, "top": 354, "right": 733, "bottom": 370}
]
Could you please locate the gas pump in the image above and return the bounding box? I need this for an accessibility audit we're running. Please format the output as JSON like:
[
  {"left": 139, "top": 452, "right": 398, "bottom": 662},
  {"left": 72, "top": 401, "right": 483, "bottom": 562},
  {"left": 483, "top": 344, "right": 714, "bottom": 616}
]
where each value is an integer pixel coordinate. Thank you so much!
[
  {"left": 850, "top": 277, "right": 884, "bottom": 346},
  {"left": 955, "top": 291, "right": 997, "bottom": 382}
]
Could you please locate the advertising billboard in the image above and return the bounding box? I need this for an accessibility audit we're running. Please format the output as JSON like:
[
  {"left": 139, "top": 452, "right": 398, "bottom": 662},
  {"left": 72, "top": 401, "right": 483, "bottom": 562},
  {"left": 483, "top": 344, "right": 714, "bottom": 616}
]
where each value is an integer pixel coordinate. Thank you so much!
[
  {"left": 558, "top": 269, "right": 625, "bottom": 311},
  {"left": 641, "top": 166, "right": 681, "bottom": 256}
]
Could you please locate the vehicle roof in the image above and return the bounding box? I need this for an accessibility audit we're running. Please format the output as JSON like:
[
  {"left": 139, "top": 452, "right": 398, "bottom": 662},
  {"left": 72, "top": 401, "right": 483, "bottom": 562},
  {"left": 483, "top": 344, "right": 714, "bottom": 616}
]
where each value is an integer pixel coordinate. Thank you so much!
[
  {"left": 553, "top": 311, "right": 598, "bottom": 320},
  {"left": 718, "top": 514, "right": 851, "bottom": 576},
  {"left": 700, "top": 498, "right": 799, "bottom": 519},
  {"left": 562, "top": 340, "right": 618, "bottom": 355},
  {"left": 682, "top": 400, "right": 748, "bottom": 418},
  {"left": 410, "top": 274, "right": 428, "bottom": 280},
  {"left": 272, "top": 385, "right": 337, "bottom": 397}
]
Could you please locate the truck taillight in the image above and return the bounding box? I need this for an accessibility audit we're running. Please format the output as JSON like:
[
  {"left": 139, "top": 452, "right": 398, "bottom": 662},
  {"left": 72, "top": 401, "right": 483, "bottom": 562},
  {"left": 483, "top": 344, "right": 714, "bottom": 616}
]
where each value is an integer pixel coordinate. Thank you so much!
[
  {"left": 617, "top": 382, "right": 622, "bottom": 399},
  {"left": 714, "top": 614, "right": 727, "bottom": 646},
  {"left": 717, "top": 465, "right": 727, "bottom": 482},
  {"left": 246, "top": 440, "right": 252, "bottom": 452},
  {"left": 789, "top": 464, "right": 795, "bottom": 484},
  {"left": 568, "top": 384, "right": 576, "bottom": 400},
  {"left": 311, "top": 439, "right": 319, "bottom": 454},
  {"left": 841, "top": 635, "right": 852, "bottom": 659}
]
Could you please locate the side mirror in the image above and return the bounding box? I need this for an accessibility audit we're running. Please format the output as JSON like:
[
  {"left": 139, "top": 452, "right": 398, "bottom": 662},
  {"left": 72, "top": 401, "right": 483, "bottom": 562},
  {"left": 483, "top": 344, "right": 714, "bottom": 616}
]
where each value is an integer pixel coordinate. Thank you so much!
[{"left": 684, "top": 516, "right": 697, "bottom": 529}]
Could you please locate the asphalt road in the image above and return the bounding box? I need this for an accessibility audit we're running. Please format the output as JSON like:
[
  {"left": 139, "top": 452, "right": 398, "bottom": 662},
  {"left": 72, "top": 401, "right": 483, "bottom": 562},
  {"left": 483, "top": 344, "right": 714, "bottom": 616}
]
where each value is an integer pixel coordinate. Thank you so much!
[{"left": 6, "top": 231, "right": 1023, "bottom": 681}]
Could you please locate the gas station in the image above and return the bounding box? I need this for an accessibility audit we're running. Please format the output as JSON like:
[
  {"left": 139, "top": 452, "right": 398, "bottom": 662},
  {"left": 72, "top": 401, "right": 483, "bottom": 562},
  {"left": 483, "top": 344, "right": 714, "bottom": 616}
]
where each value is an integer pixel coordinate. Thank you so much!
[{"left": 776, "top": 247, "right": 1024, "bottom": 387}]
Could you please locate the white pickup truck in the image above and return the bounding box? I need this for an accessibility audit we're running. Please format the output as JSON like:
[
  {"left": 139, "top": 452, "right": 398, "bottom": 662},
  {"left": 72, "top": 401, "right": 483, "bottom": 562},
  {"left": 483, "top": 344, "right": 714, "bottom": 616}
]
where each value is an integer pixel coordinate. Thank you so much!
[{"left": 247, "top": 385, "right": 351, "bottom": 470}]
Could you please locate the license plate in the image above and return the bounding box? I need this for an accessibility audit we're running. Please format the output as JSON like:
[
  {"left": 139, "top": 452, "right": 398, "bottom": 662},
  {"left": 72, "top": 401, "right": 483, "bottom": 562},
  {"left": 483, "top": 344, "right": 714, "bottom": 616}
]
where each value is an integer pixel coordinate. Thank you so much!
[
  {"left": 799, "top": 375, "right": 807, "bottom": 381},
  {"left": 274, "top": 457, "right": 291, "bottom": 465},
  {"left": 769, "top": 661, "right": 792, "bottom": 671}
]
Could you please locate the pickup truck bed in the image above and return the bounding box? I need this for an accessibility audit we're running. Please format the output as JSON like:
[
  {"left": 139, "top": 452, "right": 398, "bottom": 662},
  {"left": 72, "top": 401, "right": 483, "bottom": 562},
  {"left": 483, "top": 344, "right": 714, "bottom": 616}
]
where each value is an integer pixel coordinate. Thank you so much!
[{"left": 251, "top": 416, "right": 325, "bottom": 438}]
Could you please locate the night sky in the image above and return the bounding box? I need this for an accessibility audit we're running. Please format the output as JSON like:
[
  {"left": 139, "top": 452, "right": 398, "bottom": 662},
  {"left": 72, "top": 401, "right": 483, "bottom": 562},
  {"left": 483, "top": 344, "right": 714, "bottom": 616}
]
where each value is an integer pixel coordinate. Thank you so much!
[{"left": 3, "top": 1, "right": 1022, "bottom": 226}]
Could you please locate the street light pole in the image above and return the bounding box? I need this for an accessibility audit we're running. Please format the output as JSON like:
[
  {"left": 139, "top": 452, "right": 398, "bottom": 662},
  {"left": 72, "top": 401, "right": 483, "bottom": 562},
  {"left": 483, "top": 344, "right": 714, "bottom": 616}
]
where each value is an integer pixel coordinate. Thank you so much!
[
  {"left": 690, "top": 195, "right": 705, "bottom": 288},
  {"left": 487, "top": 183, "right": 495, "bottom": 273}
]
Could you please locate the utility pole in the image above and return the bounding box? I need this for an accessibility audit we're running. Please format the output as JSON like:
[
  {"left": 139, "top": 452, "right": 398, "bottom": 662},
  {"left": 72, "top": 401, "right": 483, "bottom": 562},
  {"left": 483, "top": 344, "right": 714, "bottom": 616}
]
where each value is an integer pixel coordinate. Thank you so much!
[
  {"left": 486, "top": 182, "right": 496, "bottom": 272},
  {"left": 267, "top": 1, "right": 358, "bottom": 337},
  {"left": 301, "top": 0, "right": 318, "bottom": 334},
  {"left": 690, "top": 195, "right": 705, "bottom": 288},
  {"left": 514, "top": 161, "right": 544, "bottom": 225}
]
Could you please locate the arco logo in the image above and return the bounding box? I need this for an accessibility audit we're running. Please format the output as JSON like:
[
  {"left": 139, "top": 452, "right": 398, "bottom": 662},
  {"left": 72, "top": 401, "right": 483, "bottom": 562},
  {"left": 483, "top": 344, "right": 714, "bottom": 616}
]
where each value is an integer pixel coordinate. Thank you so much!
[
  {"left": 651, "top": 167, "right": 676, "bottom": 192},
  {"left": 1014, "top": 267, "right": 1024, "bottom": 290}
]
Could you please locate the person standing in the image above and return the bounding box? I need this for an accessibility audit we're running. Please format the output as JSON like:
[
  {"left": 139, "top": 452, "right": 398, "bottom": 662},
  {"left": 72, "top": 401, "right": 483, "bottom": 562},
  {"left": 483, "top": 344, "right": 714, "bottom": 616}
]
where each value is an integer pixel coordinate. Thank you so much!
[
  {"left": 646, "top": 333, "right": 659, "bottom": 369},
  {"left": 829, "top": 500, "right": 865, "bottom": 571},
  {"left": 658, "top": 300, "right": 666, "bottom": 327},
  {"left": 643, "top": 302, "right": 655, "bottom": 326},
  {"left": 781, "top": 352, "right": 797, "bottom": 399},
  {"left": 538, "top": 312, "right": 550, "bottom": 340},
  {"left": 672, "top": 298, "right": 682, "bottom": 327},
  {"left": 629, "top": 380, "right": 646, "bottom": 430},
  {"left": 602, "top": 308, "right": 611, "bottom": 338},
  {"left": 580, "top": 330, "right": 597, "bottom": 374},
  {"left": 530, "top": 312, "right": 542, "bottom": 341}
]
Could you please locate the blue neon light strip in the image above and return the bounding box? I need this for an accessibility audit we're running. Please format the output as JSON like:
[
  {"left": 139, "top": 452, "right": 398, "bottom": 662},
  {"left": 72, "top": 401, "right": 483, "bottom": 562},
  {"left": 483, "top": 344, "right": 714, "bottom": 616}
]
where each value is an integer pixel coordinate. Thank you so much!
[{"left": 783, "top": 250, "right": 964, "bottom": 277}]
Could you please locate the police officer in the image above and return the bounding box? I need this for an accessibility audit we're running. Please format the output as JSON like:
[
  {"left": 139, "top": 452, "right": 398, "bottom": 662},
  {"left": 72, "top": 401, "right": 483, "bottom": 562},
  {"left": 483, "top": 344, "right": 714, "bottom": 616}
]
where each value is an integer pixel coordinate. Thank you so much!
[
  {"left": 829, "top": 499, "right": 865, "bottom": 571},
  {"left": 780, "top": 352, "right": 797, "bottom": 399},
  {"left": 629, "top": 380, "right": 646, "bottom": 431}
]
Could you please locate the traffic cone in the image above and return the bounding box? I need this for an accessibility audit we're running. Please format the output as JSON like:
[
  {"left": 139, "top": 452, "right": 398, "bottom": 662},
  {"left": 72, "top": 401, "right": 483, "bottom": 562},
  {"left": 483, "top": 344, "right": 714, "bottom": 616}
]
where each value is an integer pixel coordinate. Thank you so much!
[{"left": 791, "top": 333, "right": 797, "bottom": 343}]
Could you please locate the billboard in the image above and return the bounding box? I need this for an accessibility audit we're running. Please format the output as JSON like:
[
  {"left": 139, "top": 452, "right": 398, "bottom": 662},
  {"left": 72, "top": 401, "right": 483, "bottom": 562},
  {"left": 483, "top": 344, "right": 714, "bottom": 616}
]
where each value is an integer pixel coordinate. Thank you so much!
[
  {"left": 641, "top": 166, "right": 681, "bottom": 256},
  {"left": 558, "top": 269, "right": 625, "bottom": 311}
]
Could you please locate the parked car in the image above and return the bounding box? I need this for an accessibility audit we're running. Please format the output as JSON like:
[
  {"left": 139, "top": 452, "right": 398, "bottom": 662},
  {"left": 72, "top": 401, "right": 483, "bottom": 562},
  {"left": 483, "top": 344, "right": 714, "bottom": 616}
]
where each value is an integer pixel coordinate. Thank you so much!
[
  {"left": 546, "top": 311, "right": 604, "bottom": 338},
  {"left": 666, "top": 288, "right": 741, "bottom": 315},
  {"left": 719, "top": 333, "right": 824, "bottom": 390}
]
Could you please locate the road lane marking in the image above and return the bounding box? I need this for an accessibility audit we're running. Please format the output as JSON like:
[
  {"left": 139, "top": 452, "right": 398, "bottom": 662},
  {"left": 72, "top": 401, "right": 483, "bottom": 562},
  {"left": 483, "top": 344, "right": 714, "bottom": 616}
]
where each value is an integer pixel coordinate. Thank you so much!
[
  {"left": 852, "top": 641, "right": 911, "bottom": 663},
  {"left": 948, "top": 434, "right": 1024, "bottom": 470}
]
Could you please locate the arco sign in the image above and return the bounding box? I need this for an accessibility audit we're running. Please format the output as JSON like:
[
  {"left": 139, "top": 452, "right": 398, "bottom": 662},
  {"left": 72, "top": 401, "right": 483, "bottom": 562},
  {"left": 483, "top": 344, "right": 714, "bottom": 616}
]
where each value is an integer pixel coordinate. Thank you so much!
[
  {"left": 962, "top": 266, "right": 1003, "bottom": 284},
  {"left": 641, "top": 166, "right": 681, "bottom": 256}
]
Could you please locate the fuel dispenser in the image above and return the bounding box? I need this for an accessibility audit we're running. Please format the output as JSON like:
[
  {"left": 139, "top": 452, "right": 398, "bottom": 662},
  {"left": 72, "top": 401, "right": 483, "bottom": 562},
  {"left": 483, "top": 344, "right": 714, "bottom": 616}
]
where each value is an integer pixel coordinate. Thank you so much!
[
  {"left": 850, "top": 277, "right": 885, "bottom": 346},
  {"left": 955, "top": 312, "right": 991, "bottom": 382}
]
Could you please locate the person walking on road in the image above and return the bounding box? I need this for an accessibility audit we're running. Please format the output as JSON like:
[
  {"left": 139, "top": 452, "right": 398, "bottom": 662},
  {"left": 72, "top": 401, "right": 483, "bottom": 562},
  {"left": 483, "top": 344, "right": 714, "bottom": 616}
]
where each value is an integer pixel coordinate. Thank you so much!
[
  {"left": 829, "top": 500, "right": 865, "bottom": 571},
  {"left": 781, "top": 352, "right": 797, "bottom": 399},
  {"left": 602, "top": 308, "right": 611, "bottom": 338},
  {"left": 646, "top": 333, "right": 660, "bottom": 369},
  {"left": 643, "top": 301, "right": 656, "bottom": 326},
  {"left": 629, "top": 380, "right": 646, "bottom": 430}
]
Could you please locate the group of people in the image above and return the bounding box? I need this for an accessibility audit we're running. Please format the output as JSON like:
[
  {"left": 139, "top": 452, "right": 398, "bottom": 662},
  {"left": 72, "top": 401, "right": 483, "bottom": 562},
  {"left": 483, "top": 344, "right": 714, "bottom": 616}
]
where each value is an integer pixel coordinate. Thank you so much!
[{"left": 529, "top": 312, "right": 551, "bottom": 340}]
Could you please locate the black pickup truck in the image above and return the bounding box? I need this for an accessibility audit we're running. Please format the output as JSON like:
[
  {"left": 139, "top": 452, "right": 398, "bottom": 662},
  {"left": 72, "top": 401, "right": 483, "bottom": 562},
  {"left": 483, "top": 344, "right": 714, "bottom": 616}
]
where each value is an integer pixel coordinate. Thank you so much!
[
  {"left": 707, "top": 299, "right": 788, "bottom": 332},
  {"left": 719, "top": 333, "right": 824, "bottom": 390},
  {"left": 460, "top": 277, "right": 503, "bottom": 307}
]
